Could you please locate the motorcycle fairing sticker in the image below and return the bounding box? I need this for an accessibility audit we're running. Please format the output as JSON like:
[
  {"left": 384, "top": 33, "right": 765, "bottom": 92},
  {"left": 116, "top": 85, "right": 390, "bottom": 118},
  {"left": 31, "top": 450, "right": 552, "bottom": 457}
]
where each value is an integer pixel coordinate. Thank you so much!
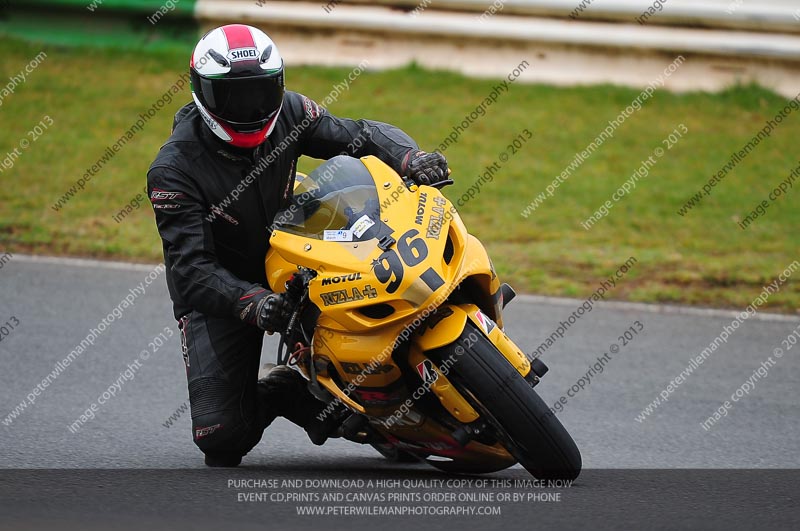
[
  {"left": 416, "top": 359, "right": 439, "bottom": 384},
  {"left": 419, "top": 267, "right": 445, "bottom": 292},
  {"left": 475, "top": 310, "right": 497, "bottom": 335},
  {"left": 323, "top": 229, "right": 353, "bottom": 242},
  {"left": 352, "top": 215, "right": 375, "bottom": 238}
]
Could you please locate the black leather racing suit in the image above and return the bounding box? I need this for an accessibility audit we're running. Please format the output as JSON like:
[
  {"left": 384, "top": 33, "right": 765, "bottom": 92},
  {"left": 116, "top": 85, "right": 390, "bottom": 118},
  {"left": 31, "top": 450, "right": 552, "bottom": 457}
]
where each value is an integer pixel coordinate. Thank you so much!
[{"left": 147, "top": 91, "right": 418, "bottom": 461}]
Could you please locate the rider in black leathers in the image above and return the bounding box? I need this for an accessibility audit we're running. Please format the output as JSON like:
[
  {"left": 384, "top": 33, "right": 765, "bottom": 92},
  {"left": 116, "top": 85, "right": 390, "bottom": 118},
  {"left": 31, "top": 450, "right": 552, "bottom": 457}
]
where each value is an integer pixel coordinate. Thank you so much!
[{"left": 147, "top": 24, "right": 449, "bottom": 467}]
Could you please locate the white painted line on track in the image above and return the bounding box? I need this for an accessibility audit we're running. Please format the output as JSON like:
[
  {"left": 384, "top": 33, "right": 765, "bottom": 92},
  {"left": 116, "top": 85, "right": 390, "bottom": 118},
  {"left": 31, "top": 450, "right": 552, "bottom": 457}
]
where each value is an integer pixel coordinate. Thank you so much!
[
  {"left": 516, "top": 294, "right": 800, "bottom": 323},
  {"left": 9, "top": 253, "right": 162, "bottom": 273}
]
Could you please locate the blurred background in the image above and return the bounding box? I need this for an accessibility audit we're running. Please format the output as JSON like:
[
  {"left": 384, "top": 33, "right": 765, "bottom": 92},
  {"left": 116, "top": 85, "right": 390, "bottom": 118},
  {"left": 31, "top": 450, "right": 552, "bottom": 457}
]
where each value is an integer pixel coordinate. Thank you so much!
[{"left": 1, "top": 0, "right": 799, "bottom": 311}]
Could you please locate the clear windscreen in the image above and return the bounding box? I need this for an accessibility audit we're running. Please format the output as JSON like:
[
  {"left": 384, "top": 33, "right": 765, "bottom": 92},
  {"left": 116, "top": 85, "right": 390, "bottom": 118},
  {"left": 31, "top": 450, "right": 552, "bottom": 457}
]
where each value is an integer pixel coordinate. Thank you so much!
[{"left": 273, "top": 156, "right": 383, "bottom": 242}]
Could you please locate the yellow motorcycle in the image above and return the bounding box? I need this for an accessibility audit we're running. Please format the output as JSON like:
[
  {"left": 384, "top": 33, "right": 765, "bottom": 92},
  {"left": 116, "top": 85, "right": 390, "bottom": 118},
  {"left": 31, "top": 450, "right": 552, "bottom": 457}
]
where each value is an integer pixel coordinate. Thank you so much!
[{"left": 266, "top": 155, "right": 581, "bottom": 480}]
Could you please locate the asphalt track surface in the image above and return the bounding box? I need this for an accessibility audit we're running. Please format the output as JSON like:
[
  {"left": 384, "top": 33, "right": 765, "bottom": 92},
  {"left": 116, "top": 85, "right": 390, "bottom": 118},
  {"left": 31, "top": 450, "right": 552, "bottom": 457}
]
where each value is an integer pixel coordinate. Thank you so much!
[{"left": 0, "top": 255, "right": 797, "bottom": 530}]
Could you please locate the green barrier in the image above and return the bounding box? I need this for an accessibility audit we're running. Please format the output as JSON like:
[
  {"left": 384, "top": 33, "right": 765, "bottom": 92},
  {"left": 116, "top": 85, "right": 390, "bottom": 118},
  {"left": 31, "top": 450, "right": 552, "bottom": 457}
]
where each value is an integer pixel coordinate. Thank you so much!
[
  {"left": 8, "top": 0, "right": 197, "bottom": 16},
  {"left": 1, "top": 0, "right": 199, "bottom": 50}
]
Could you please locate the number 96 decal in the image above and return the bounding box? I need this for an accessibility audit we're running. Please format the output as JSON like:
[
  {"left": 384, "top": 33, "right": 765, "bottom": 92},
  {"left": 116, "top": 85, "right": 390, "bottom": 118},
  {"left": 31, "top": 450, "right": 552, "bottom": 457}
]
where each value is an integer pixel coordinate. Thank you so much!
[{"left": 371, "top": 229, "right": 429, "bottom": 294}]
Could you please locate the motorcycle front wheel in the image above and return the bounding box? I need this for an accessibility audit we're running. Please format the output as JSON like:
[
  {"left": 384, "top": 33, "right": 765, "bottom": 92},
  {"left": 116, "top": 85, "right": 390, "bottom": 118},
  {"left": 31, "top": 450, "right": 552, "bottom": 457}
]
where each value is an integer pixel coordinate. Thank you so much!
[{"left": 430, "top": 322, "right": 582, "bottom": 480}]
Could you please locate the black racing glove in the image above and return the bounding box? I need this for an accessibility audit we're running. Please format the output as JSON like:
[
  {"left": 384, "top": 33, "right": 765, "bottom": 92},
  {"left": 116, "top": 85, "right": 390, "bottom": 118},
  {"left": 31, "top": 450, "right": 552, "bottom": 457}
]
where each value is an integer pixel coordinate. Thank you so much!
[
  {"left": 237, "top": 287, "right": 293, "bottom": 333},
  {"left": 401, "top": 150, "right": 450, "bottom": 186}
]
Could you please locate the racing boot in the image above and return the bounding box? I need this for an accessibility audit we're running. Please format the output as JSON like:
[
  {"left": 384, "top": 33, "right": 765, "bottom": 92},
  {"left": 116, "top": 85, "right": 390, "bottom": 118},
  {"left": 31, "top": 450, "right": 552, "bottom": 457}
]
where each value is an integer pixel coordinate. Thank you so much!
[{"left": 257, "top": 364, "right": 341, "bottom": 445}]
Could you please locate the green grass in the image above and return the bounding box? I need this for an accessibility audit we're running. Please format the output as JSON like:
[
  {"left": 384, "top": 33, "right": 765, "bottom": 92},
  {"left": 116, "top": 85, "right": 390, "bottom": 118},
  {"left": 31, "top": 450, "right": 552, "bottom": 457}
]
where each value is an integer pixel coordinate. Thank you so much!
[{"left": 1, "top": 37, "right": 798, "bottom": 312}]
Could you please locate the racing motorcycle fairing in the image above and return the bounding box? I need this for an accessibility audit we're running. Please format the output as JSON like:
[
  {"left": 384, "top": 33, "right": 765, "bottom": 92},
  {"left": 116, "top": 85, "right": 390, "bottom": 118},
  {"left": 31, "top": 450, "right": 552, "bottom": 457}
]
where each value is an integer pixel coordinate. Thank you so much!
[{"left": 263, "top": 156, "right": 528, "bottom": 463}]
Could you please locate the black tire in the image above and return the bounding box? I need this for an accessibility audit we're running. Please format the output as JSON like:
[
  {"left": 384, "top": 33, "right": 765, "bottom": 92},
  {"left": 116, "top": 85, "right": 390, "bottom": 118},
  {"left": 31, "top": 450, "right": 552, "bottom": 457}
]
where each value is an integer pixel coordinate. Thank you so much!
[{"left": 432, "top": 322, "right": 582, "bottom": 480}]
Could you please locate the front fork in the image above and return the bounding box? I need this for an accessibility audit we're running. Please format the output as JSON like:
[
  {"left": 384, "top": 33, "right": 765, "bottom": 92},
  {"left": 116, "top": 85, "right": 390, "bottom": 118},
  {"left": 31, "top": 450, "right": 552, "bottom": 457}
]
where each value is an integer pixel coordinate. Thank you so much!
[{"left": 409, "top": 303, "right": 539, "bottom": 425}]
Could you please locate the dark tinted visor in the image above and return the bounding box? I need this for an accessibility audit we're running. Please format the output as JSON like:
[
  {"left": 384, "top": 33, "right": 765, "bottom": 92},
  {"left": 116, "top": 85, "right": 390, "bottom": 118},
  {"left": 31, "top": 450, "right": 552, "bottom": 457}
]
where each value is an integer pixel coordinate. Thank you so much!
[{"left": 193, "top": 71, "right": 284, "bottom": 126}]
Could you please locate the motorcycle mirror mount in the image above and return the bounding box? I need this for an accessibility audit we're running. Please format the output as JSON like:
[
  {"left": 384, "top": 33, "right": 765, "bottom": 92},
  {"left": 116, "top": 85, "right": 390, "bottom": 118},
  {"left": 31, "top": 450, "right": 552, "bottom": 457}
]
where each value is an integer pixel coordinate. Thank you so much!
[{"left": 500, "top": 283, "right": 517, "bottom": 308}]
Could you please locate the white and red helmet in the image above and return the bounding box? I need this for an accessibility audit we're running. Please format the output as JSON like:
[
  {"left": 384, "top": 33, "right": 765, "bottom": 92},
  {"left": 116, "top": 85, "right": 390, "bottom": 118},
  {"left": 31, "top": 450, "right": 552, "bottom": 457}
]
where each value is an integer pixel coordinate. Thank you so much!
[{"left": 190, "top": 24, "right": 285, "bottom": 149}]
